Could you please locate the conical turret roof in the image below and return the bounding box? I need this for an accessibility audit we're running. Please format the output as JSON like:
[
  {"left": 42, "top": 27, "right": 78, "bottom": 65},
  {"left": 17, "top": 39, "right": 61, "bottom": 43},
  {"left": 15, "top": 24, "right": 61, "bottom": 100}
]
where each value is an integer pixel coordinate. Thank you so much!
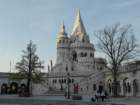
[
  {"left": 58, "top": 22, "right": 67, "bottom": 36},
  {"left": 71, "top": 10, "right": 87, "bottom": 36}
]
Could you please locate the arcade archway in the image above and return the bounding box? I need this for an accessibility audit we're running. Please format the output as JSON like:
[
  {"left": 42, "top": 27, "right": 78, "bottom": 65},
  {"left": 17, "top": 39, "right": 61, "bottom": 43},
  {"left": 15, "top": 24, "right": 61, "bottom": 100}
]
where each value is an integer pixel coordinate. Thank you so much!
[
  {"left": 10, "top": 82, "right": 18, "bottom": 94},
  {"left": 133, "top": 79, "right": 139, "bottom": 96},
  {"left": 1, "top": 83, "right": 8, "bottom": 94}
]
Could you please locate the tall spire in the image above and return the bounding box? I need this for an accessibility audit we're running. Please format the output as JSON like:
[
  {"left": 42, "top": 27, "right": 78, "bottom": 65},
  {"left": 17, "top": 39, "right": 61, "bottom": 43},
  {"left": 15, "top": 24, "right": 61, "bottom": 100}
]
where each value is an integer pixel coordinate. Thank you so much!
[{"left": 71, "top": 10, "right": 87, "bottom": 36}]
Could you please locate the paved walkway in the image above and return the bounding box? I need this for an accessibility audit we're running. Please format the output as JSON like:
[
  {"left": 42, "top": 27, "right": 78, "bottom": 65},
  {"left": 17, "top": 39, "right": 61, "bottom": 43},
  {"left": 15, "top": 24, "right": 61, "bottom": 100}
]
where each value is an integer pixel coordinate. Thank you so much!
[
  {"left": 0, "top": 95, "right": 88, "bottom": 105},
  {"left": 0, "top": 95, "right": 140, "bottom": 105},
  {"left": 107, "top": 97, "right": 140, "bottom": 105}
]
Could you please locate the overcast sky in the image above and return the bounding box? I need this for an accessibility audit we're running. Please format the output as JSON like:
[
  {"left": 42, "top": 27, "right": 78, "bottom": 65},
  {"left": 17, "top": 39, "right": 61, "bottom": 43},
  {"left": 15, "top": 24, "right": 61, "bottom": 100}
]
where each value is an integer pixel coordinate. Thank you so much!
[{"left": 0, "top": 0, "right": 140, "bottom": 72}]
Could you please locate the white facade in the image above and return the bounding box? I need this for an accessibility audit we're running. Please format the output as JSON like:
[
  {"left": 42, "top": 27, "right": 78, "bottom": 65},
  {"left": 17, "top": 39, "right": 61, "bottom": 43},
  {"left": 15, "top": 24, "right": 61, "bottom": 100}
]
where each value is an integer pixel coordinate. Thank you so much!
[{"left": 47, "top": 11, "right": 106, "bottom": 95}]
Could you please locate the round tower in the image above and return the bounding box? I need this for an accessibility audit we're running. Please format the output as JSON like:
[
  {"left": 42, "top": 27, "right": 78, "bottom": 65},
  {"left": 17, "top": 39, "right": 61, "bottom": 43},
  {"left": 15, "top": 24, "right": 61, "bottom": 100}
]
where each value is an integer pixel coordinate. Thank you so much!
[
  {"left": 56, "top": 23, "right": 71, "bottom": 64},
  {"left": 70, "top": 11, "right": 95, "bottom": 68}
]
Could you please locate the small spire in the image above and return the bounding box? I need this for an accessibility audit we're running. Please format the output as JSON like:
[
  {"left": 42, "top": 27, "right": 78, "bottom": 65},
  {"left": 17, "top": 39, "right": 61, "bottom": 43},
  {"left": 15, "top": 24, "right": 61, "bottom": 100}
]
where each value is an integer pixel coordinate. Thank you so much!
[
  {"left": 59, "top": 21, "right": 67, "bottom": 36},
  {"left": 71, "top": 10, "right": 87, "bottom": 36},
  {"left": 60, "top": 21, "right": 65, "bottom": 33}
]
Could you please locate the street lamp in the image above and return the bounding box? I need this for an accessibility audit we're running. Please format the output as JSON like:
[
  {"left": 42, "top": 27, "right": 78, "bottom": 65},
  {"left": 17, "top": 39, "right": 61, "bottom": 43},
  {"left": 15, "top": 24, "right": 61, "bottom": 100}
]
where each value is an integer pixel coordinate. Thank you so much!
[{"left": 67, "top": 72, "right": 70, "bottom": 99}]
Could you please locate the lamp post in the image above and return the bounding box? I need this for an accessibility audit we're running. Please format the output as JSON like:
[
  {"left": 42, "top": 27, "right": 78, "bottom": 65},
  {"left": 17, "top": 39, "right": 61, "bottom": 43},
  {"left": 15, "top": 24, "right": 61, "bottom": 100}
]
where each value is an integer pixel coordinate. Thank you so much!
[{"left": 67, "top": 72, "right": 70, "bottom": 99}]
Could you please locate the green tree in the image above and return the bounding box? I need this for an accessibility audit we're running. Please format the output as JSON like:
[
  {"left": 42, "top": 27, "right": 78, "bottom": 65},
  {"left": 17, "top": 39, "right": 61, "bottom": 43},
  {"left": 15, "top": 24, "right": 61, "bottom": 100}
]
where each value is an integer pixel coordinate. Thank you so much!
[
  {"left": 95, "top": 23, "right": 139, "bottom": 96},
  {"left": 12, "top": 41, "right": 44, "bottom": 96}
]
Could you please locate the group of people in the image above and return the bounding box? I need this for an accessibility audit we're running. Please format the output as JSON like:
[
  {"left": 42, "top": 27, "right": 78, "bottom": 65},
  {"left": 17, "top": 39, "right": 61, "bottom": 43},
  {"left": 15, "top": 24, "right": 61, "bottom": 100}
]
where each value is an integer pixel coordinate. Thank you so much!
[{"left": 91, "top": 90, "right": 108, "bottom": 102}]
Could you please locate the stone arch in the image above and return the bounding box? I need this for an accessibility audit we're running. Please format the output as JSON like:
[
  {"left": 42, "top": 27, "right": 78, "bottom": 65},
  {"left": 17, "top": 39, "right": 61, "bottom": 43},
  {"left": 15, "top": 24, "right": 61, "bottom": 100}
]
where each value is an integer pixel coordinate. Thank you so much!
[
  {"left": 127, "top": 82, "right": 131, "bottom": 93},
  {"left": 98, "top": 81, "right": 104, "bottom": 93},
  {"left": 10, "top": 82, "right": 18, "bottom": 94},
  {"left": 72, "top": 51, "right": 77, "bottom": 61},
  {"left": 133, "top": 79, "right": 139, "bottom": 96},
  {"left": 123, "top": 77, "right": 128, "bottom": 96},
  {"left": 107, "top": 79, "right": 112, "bottom": 94},
  {"left": 117, "top": 81, "right": 121, "bottom": 94},
  {"left": 1, "top": 83, "right": 8, "bottom": 94},
  {"left": 19, "top": 83, "right": 26, "bottom": 95}
]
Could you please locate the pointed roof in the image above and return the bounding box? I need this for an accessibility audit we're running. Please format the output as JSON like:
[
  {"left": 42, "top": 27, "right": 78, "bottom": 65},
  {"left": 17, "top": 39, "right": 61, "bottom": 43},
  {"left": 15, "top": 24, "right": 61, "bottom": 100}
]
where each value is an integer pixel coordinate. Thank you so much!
[
  {"left": 71, "top": 10, "right": 87, "bottom": 36},
  {"left": 58, "top": 22, "right": 67, "bottom": 36}
]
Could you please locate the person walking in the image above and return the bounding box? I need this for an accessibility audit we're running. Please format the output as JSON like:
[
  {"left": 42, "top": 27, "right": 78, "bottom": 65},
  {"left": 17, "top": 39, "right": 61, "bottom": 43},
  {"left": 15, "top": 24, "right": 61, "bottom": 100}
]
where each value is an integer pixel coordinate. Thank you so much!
[
  {"left": 95, "top": 91, "right": 100, "bottom": 102},
  {"left": 101, "top": 91, "right": 105, "bottom": 102}
]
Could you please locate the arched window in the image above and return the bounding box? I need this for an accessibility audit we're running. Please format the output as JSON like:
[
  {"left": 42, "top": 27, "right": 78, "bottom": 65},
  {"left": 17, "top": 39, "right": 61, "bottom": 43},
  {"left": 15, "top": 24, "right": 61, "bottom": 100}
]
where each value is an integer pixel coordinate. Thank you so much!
[
  {"left": 84, "top": 53, "right": 87, "bottom": 57},
  {"left": 82, "top": 38, "right": 85, "bottom": 43},
  {"left": 69, "top": 79, "right": 71, "bottom": 83},
  {"left": 80, "top": 52, "right": 87, "bottom": 57},
  {"left": 63, "top": 40, "right": 65, "bottom": 43},
  {"left": 71, "top": 79, "right": 74, "bottom": 83},
  {"left": 64, "top": 79, "right": 66, "bottom": 83},
  {"left": 71, "top": 67, "right": 74, "bottom": 71},
  {"left": 100, "top": 66, "right": 103, "bottom": 70},
  {"left": 80, "top": 52, "right": 84, "bottom": 57},
  {"left": 53, "top": 79, "right": 57, "bottom": 84},
  {"left": 90, "top": 53, "right": 94, "bottom": 57},
  {"left": 67, "top": 40, "right": 69, "bottom": 43},
  {"left": 59, "top": 40, "right": 61, "bottom": 43},
  {"left": 55, "top": 79, "right": 57, "bottom": 83},
  {"left": 59, "top": 79, "right": 62, "bottom": 83},
  {"left": 65, "top": 65, "right": 68, "bottom": 71}
]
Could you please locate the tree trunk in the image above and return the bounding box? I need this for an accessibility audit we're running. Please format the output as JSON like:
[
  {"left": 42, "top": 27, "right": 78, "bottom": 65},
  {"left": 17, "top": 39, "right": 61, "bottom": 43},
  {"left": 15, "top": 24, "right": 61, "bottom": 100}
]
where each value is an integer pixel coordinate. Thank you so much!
[
  {"left": 26, "top": 48, "right": 32, "bottom": 97},
  {"left": 112, "top": 70, "right": 118, "bottom": 97},
  {"left": 26, "top": 72, "right": 31, "bottom": 97}
]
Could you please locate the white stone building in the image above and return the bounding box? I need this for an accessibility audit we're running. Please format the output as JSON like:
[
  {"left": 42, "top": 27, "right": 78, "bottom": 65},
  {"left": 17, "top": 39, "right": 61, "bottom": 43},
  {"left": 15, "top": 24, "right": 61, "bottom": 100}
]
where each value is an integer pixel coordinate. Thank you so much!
[
  {"left": 47, "top": 11, "right": 106, "bottom": 96},
  {"left": 0, "top": 11, "right": 140, "bottom": 97}
]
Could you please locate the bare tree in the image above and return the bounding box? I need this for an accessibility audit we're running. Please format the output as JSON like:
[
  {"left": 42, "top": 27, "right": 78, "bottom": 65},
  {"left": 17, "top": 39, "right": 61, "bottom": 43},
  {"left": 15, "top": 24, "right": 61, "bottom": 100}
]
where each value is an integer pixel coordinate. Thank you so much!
[
  {"left": 95, "top": 23, "right": 139, "bottom": 96},
  {"left": 12, "top": 41, "right": 44, "bottom": 97}
]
